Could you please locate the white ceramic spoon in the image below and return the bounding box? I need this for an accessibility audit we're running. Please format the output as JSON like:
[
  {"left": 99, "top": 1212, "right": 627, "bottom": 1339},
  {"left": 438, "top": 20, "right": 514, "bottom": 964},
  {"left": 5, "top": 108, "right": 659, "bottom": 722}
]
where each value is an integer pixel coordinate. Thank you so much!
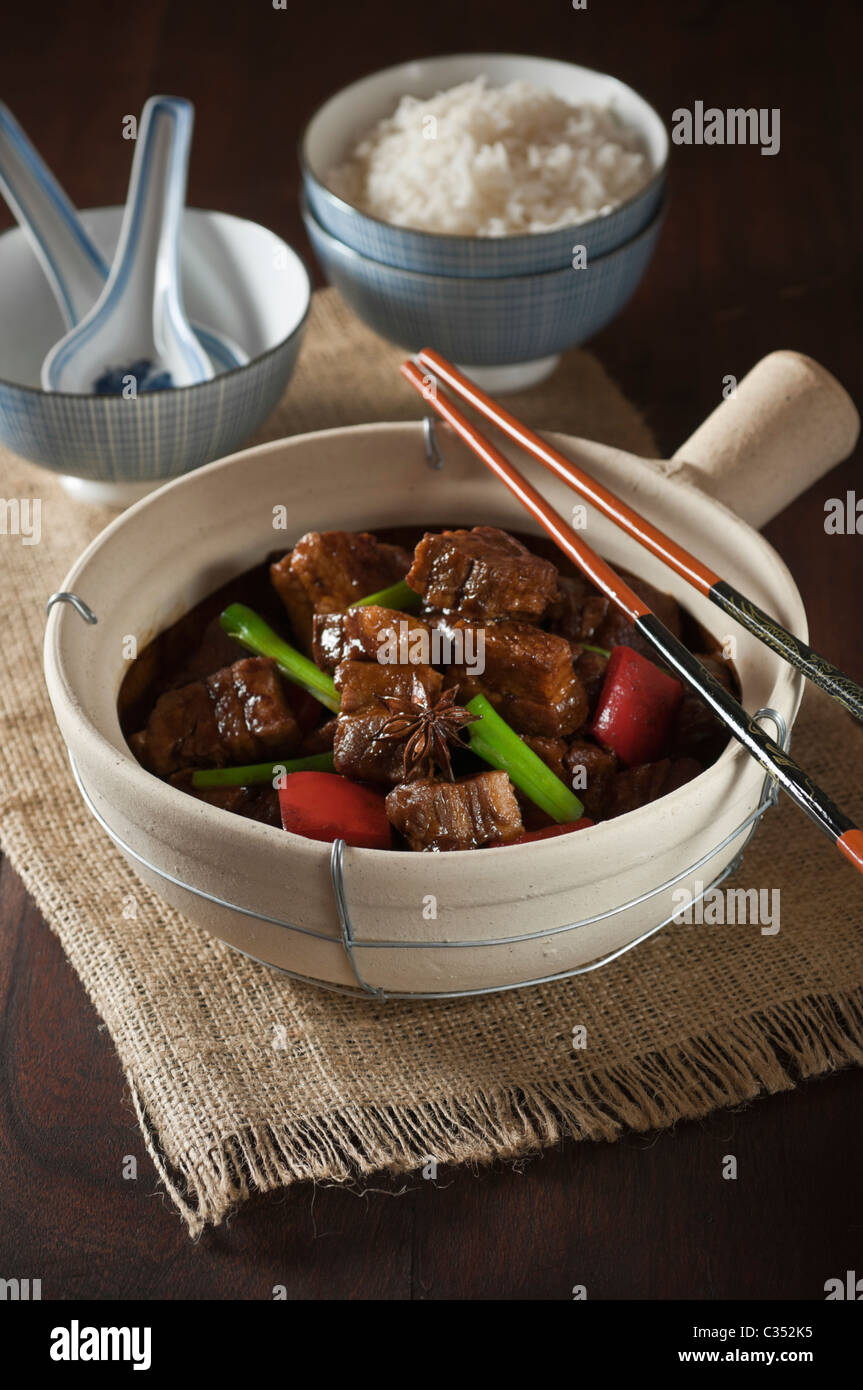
[
  {"left": 0, "top": 101, "right": 247, "bottom": 374},
  {"left": 41, "top": 97, "right": 217, "bottom": 394}
]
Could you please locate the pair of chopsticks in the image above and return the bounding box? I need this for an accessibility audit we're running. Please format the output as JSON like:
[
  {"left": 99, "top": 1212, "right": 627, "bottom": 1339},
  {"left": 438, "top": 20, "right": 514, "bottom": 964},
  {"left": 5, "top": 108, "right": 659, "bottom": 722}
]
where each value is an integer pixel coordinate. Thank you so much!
[{"left": 401, "top": 348, "right": 863, "bottom": 878}]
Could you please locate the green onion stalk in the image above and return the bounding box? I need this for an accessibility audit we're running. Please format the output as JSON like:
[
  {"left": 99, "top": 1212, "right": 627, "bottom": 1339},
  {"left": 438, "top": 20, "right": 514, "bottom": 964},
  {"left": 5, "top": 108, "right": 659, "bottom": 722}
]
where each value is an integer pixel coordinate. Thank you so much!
[
  {"left": 353, "top": 577, "right": 421, "bottom": 613},
  {"left": 191, "top": 752, "right": 335, "bottom": 789},
  {"left": 220, "top": 603, "right": 339, "bottom": 712},
  {"left": 465, "top": 694, "right": 584, "bottom": 823}
]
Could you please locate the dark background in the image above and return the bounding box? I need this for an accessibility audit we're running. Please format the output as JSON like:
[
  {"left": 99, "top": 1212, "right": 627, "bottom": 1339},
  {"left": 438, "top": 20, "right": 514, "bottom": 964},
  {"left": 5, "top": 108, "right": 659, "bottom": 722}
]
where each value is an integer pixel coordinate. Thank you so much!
[{"left": 1, "top": 0, "right": 861, "bottom": 1299}]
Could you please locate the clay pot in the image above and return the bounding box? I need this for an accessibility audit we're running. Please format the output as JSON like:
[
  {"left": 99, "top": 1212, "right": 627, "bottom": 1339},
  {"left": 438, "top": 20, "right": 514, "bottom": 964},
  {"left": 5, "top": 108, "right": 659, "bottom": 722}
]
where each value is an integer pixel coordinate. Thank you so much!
[{"left": 44, "top": 352, "right": 859, "bottom": 995}]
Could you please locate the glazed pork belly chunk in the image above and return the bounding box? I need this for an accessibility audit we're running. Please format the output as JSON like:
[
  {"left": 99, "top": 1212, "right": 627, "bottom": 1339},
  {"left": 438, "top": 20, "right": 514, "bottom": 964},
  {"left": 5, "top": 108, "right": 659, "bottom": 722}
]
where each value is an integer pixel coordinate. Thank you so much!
[
  {"left": 130, "top": 657, "right": 300, "bottom": 776},
  {"left": 562, "top": 739, "right": 619, "bottom": 820},
  {"left": 386, "top": 771, "right": 524, "bottom": 852},
  {"left": 607, "top": 756, "right": 702, "bottom": 819},
  {"left": 208, "top": 659, "right": 300, "bottom": 760},
  {"left": 446, "top": 620, "right": 588, "bottom": 739},
  {"left": 333, "top": 659, "right": 442, "bottom": 715},
  {"left": 551, "top": 568, "right": 682, "bottom": 658},
  {"left": 313, "top": 604, "right": 431, "bottom": 674},
  {"left": 572, "top": 646, "right": 609, "bottom": 713},
  {"left": 268, "top": 560, "right": 316, "bottom": 654},
  {"left": 271, "top": 530, "right": 411, "bottom": 651},
  {"left": 406, "top": 525, "right": 558, "bottom": 622},
  {"left": 332, "top": 660, "right": 443, "bottom": 785},
  {"left": 561, "top": 738, "right": 701, "bottom": 822}
]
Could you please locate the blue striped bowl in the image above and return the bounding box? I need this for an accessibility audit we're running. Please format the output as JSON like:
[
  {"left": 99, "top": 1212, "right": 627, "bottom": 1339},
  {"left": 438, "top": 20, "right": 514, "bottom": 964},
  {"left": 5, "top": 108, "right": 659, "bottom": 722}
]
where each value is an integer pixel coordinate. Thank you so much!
[
  {"left": 303, "top": 194, "right": 665, "bottom": 378},
  {"left": 301, "top": 54, "right": 668, "bottom": 278},
  {"left": 0, "top": 206, "right": 310, "bottom": 498}
]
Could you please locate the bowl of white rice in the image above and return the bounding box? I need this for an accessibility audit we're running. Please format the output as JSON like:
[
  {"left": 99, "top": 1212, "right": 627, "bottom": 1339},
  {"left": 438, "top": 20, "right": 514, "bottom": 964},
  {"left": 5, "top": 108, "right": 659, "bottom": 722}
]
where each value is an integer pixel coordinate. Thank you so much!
[{"left": 301, "top": 53, "right": 667, "bottom": 277}]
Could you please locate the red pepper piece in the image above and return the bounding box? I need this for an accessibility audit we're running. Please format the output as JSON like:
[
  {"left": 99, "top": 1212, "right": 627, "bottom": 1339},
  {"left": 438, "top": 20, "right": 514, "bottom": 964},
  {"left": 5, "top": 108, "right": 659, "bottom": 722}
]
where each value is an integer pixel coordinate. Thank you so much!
[
  {"left": 510, "top": 817, "right": 594, "bottom": 845},
  {"left": 592, "top": 645, "right": 683, "bottom": 766},
  {"left": 278, "top": 771, "right": 392, "bottom": 849}
]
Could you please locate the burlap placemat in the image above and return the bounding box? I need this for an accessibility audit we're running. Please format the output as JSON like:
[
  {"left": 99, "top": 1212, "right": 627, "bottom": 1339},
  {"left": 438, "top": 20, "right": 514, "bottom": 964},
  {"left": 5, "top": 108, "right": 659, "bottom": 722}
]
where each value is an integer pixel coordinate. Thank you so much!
[{"left": 2, "top": 290, "right": 862, "bottom": 1235}]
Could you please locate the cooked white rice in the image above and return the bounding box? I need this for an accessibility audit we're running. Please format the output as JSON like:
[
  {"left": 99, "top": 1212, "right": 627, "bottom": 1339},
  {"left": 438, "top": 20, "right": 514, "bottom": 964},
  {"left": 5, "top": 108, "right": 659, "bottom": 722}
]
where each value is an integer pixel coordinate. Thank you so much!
[{"left": 327, "top": 77, "right": 651, "bottom": 237}]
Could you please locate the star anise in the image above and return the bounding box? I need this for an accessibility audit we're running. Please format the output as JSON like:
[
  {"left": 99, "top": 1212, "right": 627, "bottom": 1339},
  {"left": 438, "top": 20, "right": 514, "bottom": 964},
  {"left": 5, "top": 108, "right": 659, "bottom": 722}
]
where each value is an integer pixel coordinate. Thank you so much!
[{"left": 376, "top": 684, "right": 478, "bottom": 782}]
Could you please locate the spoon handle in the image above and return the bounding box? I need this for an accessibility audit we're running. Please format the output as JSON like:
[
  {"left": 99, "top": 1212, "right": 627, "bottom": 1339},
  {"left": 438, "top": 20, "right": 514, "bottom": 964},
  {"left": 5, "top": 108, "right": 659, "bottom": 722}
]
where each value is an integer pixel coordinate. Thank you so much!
[
  {"left": 0, "top": 101, "right": 245, "bottom": 370},
  {"left": 106, "top": 95, "right": 210, "bottom": 378},
  {"left": 0, "top": 102, "right": 109, "bottom": 326}
]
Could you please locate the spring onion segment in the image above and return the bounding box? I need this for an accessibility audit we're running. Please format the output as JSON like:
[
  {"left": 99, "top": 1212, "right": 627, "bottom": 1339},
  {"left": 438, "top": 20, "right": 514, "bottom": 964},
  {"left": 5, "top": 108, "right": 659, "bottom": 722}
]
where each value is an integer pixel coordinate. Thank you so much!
[
  {"left": 580, "top": 642, "right": 611, "bottom": 658},
  {"left": 354, "top": 578, "right": 421, "bottom": 612},
  {"left": 465, "top": 694, "right": 584, "bottom": 822},
  {"left": 192, "top": 752, "right": 336, "bottom": 789},
  {"left": 220, "top": 603, "right": 339, "bottom": 712}
]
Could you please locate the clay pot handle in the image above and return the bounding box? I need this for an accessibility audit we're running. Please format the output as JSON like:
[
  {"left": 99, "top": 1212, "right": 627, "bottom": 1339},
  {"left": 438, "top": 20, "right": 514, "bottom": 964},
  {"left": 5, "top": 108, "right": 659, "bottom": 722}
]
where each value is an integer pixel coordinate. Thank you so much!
[{"left": 664, "top": 351, "right": 860, "bottom": 528}]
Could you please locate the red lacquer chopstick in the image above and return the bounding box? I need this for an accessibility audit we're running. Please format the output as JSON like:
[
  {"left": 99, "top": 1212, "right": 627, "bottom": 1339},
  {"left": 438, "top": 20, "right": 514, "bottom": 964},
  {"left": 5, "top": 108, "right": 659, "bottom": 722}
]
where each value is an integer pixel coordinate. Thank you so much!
[
  {"left": 401, "top": 358, "right": 863, "bottom": 877},
  {"left": 416, "top": 347, "right": 863, "bottom": 725}
]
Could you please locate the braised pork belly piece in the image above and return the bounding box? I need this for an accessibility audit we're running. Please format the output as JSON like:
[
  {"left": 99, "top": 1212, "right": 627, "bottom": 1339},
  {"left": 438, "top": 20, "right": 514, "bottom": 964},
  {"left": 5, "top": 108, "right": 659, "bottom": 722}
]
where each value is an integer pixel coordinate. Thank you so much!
[
  {"left": 333, "top": 659, "right": 443, "bottom": 715},
  {"left": 549, "top": 572, "right": 606, "bottom": 641},
  {"left": 208, "top": 660, "right": 294, "bottom": 763},
  {"left": 314, "top": 604, "right": 432, "bottom": 674},
  {"left": 406, "top": 525, "right": 558, "bottom": 622},
  {"left": 269, "top": 560, "right": 316, "bottom": 655},
  {"left": 462, "top": 680, "right": 585, "bottom": 740},
  {"left": 386, "top": 770, "right": 524, "bottom": 852},
  {"left": 130, "top": 657, "right": 299, "bottom": 776},
  {"left": 562, "top": 739, "right": 619, "bottom": 820},
  {"left": 129, "top": 682, "right": 220, "bottom": 776},
  {"left": 572, "top": 646, "right": 609, "bottom": 713},
  {"left": 607, "top": 756, "right": 702, "bottom": 818},
  {"left": 332, "top": 712, "right": 410, "bottom": 784},
  {"left": 452, "top": 619, "right": 578, "bottom": 701},
  {"left": 551, "top": 568, "right": 683, "bottom": 658},
  {"left": 271, "top": 530, "right": 411, "bottom": 651},
  {"left": 444, "top": 619, "right": 588, "bottom": 738},
  {"left": 333, "top": 661, "right": 444, "bottom": 785}
]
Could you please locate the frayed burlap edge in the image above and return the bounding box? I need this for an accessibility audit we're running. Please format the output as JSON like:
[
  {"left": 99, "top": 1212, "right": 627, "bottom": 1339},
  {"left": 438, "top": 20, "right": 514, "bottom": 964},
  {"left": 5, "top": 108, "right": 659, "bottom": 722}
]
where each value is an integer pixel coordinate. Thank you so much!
[{"left": 128, "top": 991, "right": 863, "bottom": 1237}]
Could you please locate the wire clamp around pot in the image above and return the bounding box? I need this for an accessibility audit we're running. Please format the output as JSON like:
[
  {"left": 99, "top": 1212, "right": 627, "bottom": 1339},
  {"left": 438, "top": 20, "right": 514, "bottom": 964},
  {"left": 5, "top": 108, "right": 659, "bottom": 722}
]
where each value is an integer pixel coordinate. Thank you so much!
[
  {"left": 46, "top": 591, "right": 98, "bottom": 624},
  {"left": 754, "top": 706, "right": 788, "bottom": 808},
  {"left": 423, "top": 416, "right": 443, "bottom": 470},
  {"left": 330, "top": 838, "right": 387, "bottom": 999}
]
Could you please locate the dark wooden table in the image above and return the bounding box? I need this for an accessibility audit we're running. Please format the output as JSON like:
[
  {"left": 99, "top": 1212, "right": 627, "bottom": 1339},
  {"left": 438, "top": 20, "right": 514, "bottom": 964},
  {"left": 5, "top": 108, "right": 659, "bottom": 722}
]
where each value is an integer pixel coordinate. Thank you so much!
[{"left": 2, "top": 0, "right": 861, "bottom": 1300}]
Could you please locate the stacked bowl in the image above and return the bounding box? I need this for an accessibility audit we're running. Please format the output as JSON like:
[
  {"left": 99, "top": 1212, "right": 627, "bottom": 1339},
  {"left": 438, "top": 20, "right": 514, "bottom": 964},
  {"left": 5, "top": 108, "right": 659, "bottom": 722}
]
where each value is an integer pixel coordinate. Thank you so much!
[{"left": 301, "top": 54, "right": 668, "bottom": 391}]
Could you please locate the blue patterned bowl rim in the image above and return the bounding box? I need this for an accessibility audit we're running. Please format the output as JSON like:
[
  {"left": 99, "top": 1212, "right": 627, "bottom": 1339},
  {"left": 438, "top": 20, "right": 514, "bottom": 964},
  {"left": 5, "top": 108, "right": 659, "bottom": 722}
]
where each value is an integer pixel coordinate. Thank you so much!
[
  {"left": 301, "top": 188, "right": 669, "bottom": 286},
  {"left": 0, "top": 208, "right": 313, "bottom": 401}
]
